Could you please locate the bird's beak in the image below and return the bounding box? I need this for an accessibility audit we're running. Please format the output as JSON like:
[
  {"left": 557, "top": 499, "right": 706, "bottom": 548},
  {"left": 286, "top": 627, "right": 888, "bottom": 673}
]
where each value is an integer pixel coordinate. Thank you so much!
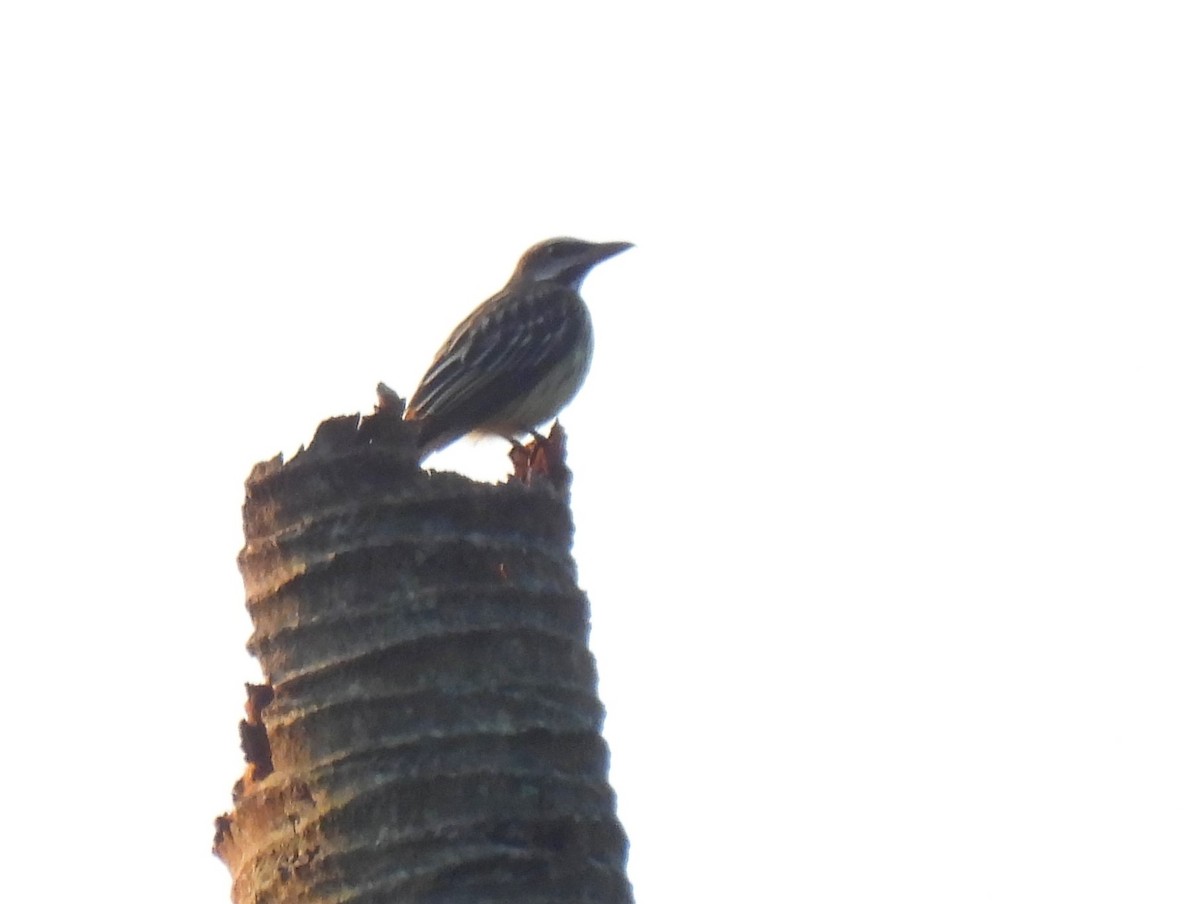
[{"left": 588, "top": 241, "right": 634, "bottom": 265}]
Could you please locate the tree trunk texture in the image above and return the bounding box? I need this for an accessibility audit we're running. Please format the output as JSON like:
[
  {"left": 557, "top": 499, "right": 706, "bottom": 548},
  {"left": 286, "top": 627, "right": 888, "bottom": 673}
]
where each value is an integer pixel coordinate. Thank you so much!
[{"left": 213, "top": 395, "right": 632, "bottom": 904}]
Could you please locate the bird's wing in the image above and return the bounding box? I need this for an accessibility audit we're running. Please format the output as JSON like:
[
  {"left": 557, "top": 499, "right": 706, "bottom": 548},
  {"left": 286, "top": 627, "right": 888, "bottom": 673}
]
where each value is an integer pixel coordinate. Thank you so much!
[{"left": 407, "top": 284, "right": 585, "bottom": 430}]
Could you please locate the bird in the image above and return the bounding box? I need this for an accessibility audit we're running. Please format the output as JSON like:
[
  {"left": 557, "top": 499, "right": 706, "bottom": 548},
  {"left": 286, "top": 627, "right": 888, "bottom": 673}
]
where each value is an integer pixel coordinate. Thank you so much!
[{"left": 404, "top": 237, "right": 633, "bottom": 459}]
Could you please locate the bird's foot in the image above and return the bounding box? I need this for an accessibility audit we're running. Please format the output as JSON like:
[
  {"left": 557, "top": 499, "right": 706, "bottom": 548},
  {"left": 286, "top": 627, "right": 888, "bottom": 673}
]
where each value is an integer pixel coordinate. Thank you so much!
[{"left": 509, "top": 422, "right": 570, "bottom": 490}]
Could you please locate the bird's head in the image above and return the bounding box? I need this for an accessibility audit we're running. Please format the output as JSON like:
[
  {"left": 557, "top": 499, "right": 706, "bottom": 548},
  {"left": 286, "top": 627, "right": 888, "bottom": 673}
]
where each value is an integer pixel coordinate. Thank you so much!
[{"left": 510, "top": 237, "right": 634, "bottom": 291}]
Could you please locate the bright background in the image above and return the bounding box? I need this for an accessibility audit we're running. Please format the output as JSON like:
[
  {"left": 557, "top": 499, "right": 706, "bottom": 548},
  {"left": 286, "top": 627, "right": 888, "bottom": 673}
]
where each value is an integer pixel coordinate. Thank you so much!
[{"left": 2, "top": 3, "right": 1197, "bottom": 901}]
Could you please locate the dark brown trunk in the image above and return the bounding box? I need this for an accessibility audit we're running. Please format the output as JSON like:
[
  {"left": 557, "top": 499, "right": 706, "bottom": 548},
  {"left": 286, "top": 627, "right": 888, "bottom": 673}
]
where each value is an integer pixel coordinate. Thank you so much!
[{"left": 214, "top": 392, "right": 632, "bottom": 903}]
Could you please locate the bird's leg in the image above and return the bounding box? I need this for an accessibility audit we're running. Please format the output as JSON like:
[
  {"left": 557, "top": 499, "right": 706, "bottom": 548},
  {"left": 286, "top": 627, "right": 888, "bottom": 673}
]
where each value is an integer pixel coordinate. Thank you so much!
[
  {"left": 506, "top": 427, "right": 544, "bottom": 453},
  {"left": 509, "top": 429, "right": 547, "bottom": 485},
  {"left": 509, "top": 423, "right": 569, "bottom": 488},
  {"left": 508, "top": 433, "right": 534, "bottom": 481}
]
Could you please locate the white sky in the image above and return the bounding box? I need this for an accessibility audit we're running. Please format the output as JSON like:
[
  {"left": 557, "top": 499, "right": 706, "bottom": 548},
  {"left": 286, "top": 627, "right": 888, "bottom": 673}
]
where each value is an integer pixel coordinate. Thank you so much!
[{"left": 2, "top": 3, "right": 1197, "bottom": 901}]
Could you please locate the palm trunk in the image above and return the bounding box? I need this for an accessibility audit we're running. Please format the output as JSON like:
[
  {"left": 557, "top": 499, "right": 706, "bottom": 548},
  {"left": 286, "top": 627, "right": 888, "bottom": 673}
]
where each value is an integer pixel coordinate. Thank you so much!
[{"left": 214, "top": 391, "right": 633, "bottom": 903}]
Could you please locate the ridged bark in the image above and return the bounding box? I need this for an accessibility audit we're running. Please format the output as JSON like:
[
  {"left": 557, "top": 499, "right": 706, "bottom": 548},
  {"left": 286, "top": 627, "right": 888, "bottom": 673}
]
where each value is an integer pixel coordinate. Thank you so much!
[{"left": 213, "top": 395, "right": 632, "bottom": 904}]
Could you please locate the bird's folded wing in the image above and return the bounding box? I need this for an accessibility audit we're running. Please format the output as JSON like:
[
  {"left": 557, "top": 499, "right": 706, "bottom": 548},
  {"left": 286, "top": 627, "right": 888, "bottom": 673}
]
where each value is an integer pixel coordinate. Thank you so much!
[{"left": 408, "top": 285, "right": 583, "bottom": 428}]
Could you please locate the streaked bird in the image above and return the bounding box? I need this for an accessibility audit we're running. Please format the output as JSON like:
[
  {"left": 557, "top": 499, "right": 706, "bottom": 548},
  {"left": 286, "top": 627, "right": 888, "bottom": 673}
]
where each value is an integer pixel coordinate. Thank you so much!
[{"left": 404, "top": 237, "right": 633, "bottom": 458}]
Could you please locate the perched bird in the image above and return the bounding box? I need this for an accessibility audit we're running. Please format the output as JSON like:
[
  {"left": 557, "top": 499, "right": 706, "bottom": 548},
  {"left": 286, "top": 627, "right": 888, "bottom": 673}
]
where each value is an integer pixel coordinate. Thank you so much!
[{"left": 404, "top": 237, "right": 633, "bottom": 458}]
